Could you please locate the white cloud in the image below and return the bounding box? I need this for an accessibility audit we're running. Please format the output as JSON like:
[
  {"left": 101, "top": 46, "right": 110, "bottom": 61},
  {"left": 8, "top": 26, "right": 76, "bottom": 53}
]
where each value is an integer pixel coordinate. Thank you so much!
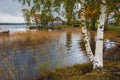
[
  {"left": 0, "top": 0, "right": 30, "bottom": 23},
  {"left": 0, "top": 13, "right": 25, "bottom": 23}
]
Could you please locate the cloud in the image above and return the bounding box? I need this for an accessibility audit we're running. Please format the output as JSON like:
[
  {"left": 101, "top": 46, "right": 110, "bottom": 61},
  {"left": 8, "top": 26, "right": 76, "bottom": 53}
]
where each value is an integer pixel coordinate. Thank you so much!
[
  {"left": 0, "top": 13, "right": 25, "bottom": 23},
  {"left": 0, "top": 0, "right": 29, "bottom": 23}
]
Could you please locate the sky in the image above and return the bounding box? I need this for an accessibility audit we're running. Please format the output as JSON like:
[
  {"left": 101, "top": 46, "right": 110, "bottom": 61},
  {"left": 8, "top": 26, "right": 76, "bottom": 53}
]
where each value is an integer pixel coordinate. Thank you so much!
[
  {"left": 0, "top": 0, "right": 80, "bottom": 23},
  {"left": 0, "top": 0, "right": 29, "bottom": 23},
  {"left": 0, "top": 0, "right": 66, "bottom": 23}
]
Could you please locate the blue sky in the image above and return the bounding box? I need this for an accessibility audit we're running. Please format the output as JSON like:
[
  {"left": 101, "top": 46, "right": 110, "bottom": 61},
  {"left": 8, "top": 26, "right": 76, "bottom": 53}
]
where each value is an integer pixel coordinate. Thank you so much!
[{"left": 0, "top": 0, "right": 29, "bottom": 23}]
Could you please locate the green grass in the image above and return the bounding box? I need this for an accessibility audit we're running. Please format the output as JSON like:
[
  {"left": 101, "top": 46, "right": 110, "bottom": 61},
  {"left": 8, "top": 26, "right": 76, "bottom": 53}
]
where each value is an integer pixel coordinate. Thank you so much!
[
  {"left": 104, "top": 25, "right": 120, "bottom": 42},
  {"left": 89, "top": 25, "right": 120, "bottom": 42},
  {"left": 107, "top": 25, "right": 120, "bottom": 31},
  {"left": 29, "top": 25, "right": 68, "bottom": 30}
]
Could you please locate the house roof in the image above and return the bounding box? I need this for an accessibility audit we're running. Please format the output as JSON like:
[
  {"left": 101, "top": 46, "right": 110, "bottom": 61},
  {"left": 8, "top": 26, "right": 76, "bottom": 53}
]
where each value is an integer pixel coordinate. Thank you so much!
[{"left": 54, "top": 16, "right": 64, "bottom": 22}]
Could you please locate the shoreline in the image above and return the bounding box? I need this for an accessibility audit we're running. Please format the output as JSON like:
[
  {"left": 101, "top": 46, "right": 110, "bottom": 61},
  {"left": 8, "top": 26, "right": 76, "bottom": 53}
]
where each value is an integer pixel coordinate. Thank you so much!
[{"left": 34, "top": 43, "right": 120, "bottom": 80}]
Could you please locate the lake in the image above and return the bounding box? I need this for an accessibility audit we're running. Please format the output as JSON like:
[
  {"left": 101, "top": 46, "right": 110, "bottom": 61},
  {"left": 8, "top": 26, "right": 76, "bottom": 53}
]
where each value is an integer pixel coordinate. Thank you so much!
[
  {"left": 0, "top": 24, "right": 27, "bottom": 33},
  {"left": 0, "top": 25, "right": 115, "bottom": 80}
]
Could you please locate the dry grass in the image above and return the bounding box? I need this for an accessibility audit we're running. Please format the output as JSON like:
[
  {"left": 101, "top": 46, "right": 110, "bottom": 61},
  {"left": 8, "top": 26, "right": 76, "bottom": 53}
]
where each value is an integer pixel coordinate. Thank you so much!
[
  {"left": 0, "top": 27, "right": 82, "bottom": 50},
  {"left": 62, "top": 27, "right": 82, "bottom": 33},
  {"left": 0, "top": 30, "right": 61, "bottom": 80},
  {"left": 36, "top": 62, "right": 93, "bottom": 80},
  {"left": 0, "top": 30, "right": 61, "bottom": 49},
  {"left": 0, "top": 33, "right": 9, "bottom": 40},
  {"left": 35, "top": 61, "right": 120, "bottom": 80},
  {"left": 11, "top": 30, "right": 61, "bottom": 43},
  {"left": 79, "top": 61, "right": 120, "bottom": 80}
]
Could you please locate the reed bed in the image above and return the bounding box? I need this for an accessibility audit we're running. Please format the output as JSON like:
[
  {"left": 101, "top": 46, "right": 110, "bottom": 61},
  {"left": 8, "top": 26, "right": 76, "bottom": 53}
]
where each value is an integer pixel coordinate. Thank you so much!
[
  {"left": 0, "top": 30, "right": 61, "bottom": 49},
  {"left": 0, "top": 30, "right": 61, "bottom": 80},
  {"left": 62, "top": 27, "right": 82, "bottom": 33},
  {"left": 11, "top": 30, "right": 60, "bottom": 43}
]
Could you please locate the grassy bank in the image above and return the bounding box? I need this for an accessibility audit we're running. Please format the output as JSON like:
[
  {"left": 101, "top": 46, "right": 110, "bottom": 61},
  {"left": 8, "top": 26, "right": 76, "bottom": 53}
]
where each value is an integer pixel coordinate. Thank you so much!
[
  {"left": 36, "top": 62, "right": 93, "bottom": 80},
  {"left": 35, "top": 61, "right": 120, "bottom": 80},
  {"left": 89, "top": 25, "right": 120, "bottom": 42},
  {"left": 104, "top": 25, "right": 120, "bottom": 42}
]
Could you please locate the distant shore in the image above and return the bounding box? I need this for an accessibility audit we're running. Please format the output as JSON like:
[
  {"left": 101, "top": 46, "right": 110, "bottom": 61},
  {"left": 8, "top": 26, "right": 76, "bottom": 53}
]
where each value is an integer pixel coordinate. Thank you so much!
[{"left": 0, "top": 23, "right": 26, "bottom": 25}]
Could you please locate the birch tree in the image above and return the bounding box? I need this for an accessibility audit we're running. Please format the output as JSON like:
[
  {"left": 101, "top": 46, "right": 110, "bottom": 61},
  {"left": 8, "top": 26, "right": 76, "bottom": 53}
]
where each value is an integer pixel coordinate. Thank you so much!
[
  {"left": 80, "top": 0, "right": 107, "bottom": 70},
  {"left": 17, "top": 0, "right": 107, "bottom": 70},
  {"left": 80, "top": 0, "right": 94, "bottom": 62},
  {"left": 94, "top": 0, "right": 106, "bottom": 69}
]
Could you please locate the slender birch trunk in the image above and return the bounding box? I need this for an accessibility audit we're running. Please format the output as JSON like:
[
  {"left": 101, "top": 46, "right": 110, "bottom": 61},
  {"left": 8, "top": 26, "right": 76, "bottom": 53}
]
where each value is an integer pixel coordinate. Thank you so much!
[
  {"left": 80, "top": 0, "right": 94, "bottom": 62},
  {"left": 94, "top": 0, "right": 106, "bottom": 69}
]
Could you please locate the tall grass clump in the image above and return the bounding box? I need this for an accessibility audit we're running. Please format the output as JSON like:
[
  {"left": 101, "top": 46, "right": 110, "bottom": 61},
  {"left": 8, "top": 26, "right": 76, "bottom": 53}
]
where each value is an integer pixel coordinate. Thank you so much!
[{"left": 0, "top": 30, "right": 61, "bottom": 80}]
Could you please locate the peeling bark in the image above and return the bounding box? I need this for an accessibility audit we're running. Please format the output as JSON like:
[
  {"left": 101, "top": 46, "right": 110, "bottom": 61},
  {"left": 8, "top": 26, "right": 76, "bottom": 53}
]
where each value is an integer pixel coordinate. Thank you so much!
[{"left": 94, "top": 0, "right": 106, "bottom": 69}]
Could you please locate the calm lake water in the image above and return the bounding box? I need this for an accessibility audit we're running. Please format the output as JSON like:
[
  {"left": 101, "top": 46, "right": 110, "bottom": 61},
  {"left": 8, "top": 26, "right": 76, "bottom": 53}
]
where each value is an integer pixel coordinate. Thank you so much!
[
  {"left": 0, "top": 24, "right": 27, "bottom": 33},
  {"left": 0, "top": 25, "right": 115, "bottom": 80}
]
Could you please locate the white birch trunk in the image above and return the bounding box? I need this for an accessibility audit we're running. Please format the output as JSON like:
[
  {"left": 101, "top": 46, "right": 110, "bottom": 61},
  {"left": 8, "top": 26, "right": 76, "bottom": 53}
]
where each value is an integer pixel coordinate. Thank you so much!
[
  {"left": 94, "top": 0, "right": 106, "bottom": 69},
  {"left": 81, "top": 0, "right": 94, "bottom": 62}
]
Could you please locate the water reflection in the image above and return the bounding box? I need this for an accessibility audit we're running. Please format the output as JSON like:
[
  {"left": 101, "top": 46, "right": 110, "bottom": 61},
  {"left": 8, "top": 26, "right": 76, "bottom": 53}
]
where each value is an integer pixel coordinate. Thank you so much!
[
  {"left": 66, "top": 32, "right": 72, "bottom": 51},
  {"left": 0, "top": 31, "right": 115, "bottom": 80},
  {"left": 65, "top": 33, "right": 89, "bottom": 65},
  {"left": 104, "top": 39, "right": 115, "bottom": 50}
]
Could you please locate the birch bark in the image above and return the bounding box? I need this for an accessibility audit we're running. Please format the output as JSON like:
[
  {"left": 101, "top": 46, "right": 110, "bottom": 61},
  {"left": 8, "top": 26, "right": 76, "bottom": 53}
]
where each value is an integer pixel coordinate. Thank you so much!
[
  {"left": 94, "top": 0, "right": 106, "bottom": 69},
  {"left": 80, "top": 0, "right": 94, "bottom": 62}
]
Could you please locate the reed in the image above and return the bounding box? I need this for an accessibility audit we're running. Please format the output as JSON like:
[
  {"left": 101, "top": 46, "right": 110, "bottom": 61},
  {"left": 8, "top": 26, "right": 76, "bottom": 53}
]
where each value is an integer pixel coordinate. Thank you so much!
[
  {"left": 63, "top": 27, "right": 82, "bottom": 33},
  {"left": 0, "top": 30, "right": 61, "bottom": 49},
  {"left": 0, "top": 30, "right": 61, "bottom": 80},
  {"left": 11, "top": 30, "right": 60, "bottom": 43}
]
